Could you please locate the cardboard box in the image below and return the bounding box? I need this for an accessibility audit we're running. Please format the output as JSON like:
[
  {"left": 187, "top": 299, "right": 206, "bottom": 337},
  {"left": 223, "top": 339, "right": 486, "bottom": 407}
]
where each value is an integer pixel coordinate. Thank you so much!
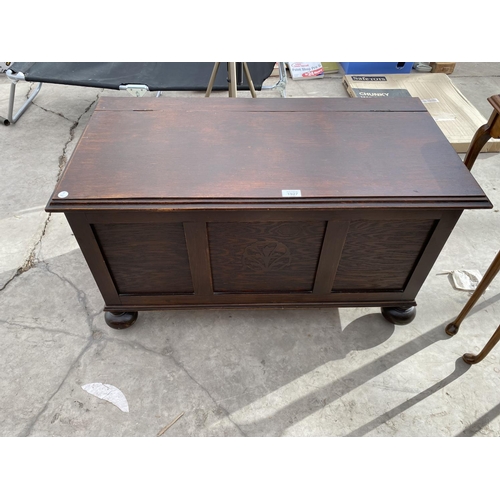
[
  {"left": 343, "top": 73, "right": 500, "bottom": 153},
  {"left": 430, "top": 62, "right": 456, "bottom": 75},
  {"left": 286, "top": 63, "right": 324, "bottom": 80},
  {"left": 340, "top": 62, "right": 413, "bottom": 74},
  {"left": 321, "top": 62, "right": 340, "bottom": 74}
]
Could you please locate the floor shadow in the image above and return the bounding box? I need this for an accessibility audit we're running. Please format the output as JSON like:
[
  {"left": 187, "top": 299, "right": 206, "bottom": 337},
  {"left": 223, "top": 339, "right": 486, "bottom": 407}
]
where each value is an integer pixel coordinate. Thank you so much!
[
  {"left": 342, "top": 292, "right": 500, "bottom": 437},
  {"left": 456, "top": 402, "right": 500, "bottom": 437},
  {"left": 237, "top": 319, "right": 452, "bottom": 435},
  {"left": 239, "top": 292, "right": 500, "bottom": 436},
  {"left": 345, "top": 357, "right": 471, "bottom": 436},
  {"left": 338, "top": 313, "right": 395, "bottom": 352},
  {"left": 21, "top": 247, "right": 500, "bottom": 437},
  {"left": 451, "top": 292, "right": 500, "bottom": 324},
  {"left": 136, "top": 308, "right": 399, "bottom": 416}
]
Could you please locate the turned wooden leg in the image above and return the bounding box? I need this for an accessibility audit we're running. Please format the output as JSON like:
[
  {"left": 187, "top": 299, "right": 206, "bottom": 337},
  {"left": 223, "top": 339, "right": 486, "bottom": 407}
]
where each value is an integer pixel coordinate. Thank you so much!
[
  {"left": 463, "top": 324, "right": 500, "bottom": 364},
  {"left": 105, "top": 311, "right": 138, "bottom": 329},
  {"left": 381, "top": 306, "right": 416, "bottom": 325},
  {"left": 446, "top": 250, "right": 500, "bottom": 336}
]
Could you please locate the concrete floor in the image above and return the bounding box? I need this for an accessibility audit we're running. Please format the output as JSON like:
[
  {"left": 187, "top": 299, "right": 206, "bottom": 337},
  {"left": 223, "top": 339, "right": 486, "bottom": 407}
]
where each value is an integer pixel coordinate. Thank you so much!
[{"left": 1, "top": 62, "right": 499, "bottom": 437}]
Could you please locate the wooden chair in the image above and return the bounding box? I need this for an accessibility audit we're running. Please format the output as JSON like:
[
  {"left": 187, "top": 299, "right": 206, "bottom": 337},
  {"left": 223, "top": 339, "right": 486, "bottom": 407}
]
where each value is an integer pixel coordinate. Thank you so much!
[{"left": 446, "top": 95, "right": 500, "bottom": 364}]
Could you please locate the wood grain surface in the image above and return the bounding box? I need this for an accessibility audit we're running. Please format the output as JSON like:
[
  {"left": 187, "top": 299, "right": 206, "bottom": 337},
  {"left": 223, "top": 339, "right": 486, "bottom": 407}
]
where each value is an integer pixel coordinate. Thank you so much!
[
  {"left": 93, "top": 223, "right": 193, "bottom": 294},
  {"left": 45, "top": 97, "right": 492, "bottom": 317},
  {"left": 48, "top": 97, "right": 489, "bottom": 208},
  {"left": 208, "top": 221, "right": 326, "bottom": 292},
  {"left": 332, "top": 219, "right": 436, "bottom": 291}
]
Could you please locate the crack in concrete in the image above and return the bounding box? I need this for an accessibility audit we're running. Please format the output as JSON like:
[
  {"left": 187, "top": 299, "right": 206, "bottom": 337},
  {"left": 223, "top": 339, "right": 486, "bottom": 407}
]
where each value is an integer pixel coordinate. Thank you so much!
[
  {"left": 19, "top": 338, "right": 95, "bottom": 437},
  {"left": 16, "top": 259, "right": 101, "bottom": 436},
  {"left": 56, "top": 92, "right": 101, "bottom": 179},
  {"left": 104, "top": 334, "right": 247, "bottom": 436},
  {"left": 168, "top": 359, "right": 248, "bottom": 436},
  {"left": 0, "top": 318, "right": 87, "bottom": 339},
  {"left": 32, "top": 102, "right": 74, "bottom": 123},
  {"left": 0, "top": 92, "right": 102, "bottom": 295},
  {"left": 42, "top": 263, "right": 99, "bottom": 335},
  {"left": 6, "top": 88, "right": 246, "bottom": 436},
  {"left": 0, "top": 213, "right": 52, "bottom": 293},
  {"left": 0, "top": 271, "right": 20, "bottom": 292}
]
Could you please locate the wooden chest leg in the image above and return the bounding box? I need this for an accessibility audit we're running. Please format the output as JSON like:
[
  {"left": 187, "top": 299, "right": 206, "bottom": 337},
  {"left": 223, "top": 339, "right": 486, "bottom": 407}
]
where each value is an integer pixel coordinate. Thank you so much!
[
  {"left": 381, "top": 306, "right": 417, "bottom": 325},
  {"left": 105, "top": 311, "right": 138, "bottom": 329}
]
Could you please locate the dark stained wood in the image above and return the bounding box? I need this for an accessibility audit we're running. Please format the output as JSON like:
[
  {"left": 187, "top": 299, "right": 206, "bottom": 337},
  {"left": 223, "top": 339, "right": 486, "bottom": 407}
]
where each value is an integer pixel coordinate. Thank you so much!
[
  {"left": 183, "top": 222, "right": 213, "bottom": 296},
  {"left": 94, "top": 96, "right": 428, "bottom": 113},
  {"left": 381, "top": 306, "right": 417, "bottom": 325},
  {"left": 47, "top": 97, "right": 489, "bottom": 207},
  {"left": 83, "top": 209, "right": 446, "bottom": 224},
  {"left": 313, "top": 221, "right": 350, "bottom": 294},
  {"left": 92, "top": 222, "right": 193, "bottom": 294},
  {"left": 116, "top": 294, "right": 417, "bottom": 308},
  {"left": 332, "top": 219, "right": 436, "bottom": 291},
  {"left": 402, "top": 211, "right": 461, "bottom": 301},
  {"left": 65, "top": 213, "right": 121, "bottom": 306},
  {"left": 104, "top": 311, "right": 138, "bottom": 329},
  {"left": 45, "top": 97, "right": 493, "bottom": 329},
  {"left": 208, "top": 221, "right": 326, "bottom": 292}
]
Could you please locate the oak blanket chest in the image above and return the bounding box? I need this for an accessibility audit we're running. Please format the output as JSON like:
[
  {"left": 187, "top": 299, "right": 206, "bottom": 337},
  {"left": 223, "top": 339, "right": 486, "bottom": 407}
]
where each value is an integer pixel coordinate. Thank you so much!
[{"left": 46, "top": 97, "right": 491, "bottom": 328}]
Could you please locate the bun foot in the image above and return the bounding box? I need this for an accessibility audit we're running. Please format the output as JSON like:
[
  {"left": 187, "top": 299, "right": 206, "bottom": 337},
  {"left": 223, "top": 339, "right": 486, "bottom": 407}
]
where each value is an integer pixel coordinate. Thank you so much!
[
  {"left": 381, "top": 306, "right": 416, "bottom": 325},
  {"left": 105, "top": 311, "right": 138, "bottom": 329}
]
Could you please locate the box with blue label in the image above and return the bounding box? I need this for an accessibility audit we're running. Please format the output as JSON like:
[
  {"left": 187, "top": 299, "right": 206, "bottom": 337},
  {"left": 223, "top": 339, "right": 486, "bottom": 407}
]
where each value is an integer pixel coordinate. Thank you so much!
[{"left": 340, "top": 62, "right": 413, "bottom": 74}]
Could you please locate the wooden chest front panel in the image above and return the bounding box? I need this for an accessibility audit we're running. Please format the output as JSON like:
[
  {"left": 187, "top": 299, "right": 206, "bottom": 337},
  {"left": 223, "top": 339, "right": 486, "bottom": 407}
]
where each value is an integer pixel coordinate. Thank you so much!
[
  {"left": 332, "top": 219, "right": 437, "bottom": 292},
  {"left": 92, "top": 222, "right": 193, "bottom": 294},
  {"left": 208, "top": 221, "right": 326, "bottom": 293},
  {"left": 65, "top": 209, "right": 460, "bottom": 310}
]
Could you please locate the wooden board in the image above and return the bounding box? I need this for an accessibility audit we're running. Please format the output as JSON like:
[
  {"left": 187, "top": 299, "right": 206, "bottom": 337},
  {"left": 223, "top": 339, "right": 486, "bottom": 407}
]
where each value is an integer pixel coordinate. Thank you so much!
[{"left": 343, "top": 73, "right": 500, "bottom": 153}]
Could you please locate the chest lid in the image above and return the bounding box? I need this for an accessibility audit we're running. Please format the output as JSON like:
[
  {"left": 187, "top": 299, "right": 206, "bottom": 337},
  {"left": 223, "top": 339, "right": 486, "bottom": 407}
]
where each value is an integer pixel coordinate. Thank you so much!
[{"left": 47, "top": 97, "right": 491, "bottom": 211}]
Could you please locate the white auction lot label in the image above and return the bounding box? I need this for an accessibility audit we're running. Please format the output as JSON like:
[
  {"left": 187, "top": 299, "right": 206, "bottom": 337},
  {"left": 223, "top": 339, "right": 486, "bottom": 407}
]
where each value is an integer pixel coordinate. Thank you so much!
[{"left": 282, "top": 190, "right": 302, "bottom": 197}]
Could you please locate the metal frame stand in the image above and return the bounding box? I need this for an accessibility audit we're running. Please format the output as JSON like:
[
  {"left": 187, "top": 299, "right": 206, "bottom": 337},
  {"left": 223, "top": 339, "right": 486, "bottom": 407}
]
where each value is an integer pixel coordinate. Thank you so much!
[
  {"left": 3, "top": 70, "right": 42, "bottom": 125},
  {"left": 3, "top": 63, "right": 286, "bottom": 125},
  {"left": 262, "top": 62, "right": 287, "bottom": 97},
  {"left": 3, "top": 72, "right": 161, "bottom": 126},
  {"left": 205, "top": 62, "right": 258, "bottom": 98}
]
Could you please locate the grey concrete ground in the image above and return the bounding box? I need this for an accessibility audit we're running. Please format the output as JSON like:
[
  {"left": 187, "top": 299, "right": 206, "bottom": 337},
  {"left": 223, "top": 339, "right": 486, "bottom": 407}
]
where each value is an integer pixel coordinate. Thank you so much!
[{"left": 1, "top": 63, "right": 499, "bottom": 437}]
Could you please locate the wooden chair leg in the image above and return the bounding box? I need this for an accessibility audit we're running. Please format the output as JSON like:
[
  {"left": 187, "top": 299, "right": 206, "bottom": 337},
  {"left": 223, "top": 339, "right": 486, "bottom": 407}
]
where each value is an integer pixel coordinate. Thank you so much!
[
  {"left": 447, "top": 95, "right": 500, "bottom": 364},
  {"left": 463, "top": 123, "right": 494, "bottom": 170},
  {"left": 446, "top": 249, "right": 500, "bottom": 336},
  {"left": 463, "top": 324, "right": 500, "bottom": 364},
  {"left": 463, "top": 95, "right": 500, "bottom": 170}
]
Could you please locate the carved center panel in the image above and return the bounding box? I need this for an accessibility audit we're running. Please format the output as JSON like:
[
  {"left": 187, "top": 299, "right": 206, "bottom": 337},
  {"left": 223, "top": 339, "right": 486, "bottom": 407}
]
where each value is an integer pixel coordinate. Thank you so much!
[
  {"left": 208, "top": 221, "right": 326, "bottom": 293},
  {"left": 242, "top": 239, "right": 292, "bottom": 272}
]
